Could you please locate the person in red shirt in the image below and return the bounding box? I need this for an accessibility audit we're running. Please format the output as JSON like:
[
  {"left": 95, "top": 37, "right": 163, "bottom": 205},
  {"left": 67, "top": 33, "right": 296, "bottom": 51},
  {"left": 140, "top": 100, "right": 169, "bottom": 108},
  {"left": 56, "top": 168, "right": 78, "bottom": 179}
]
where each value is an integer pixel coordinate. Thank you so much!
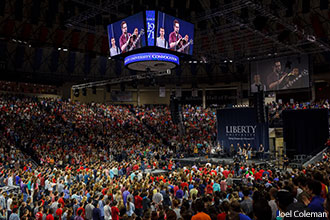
[
  {"left": 111, "top": 200, "right": 120, "bottom": 220},
  {"left": 180, "top": 181, "right": 188, "bottom": 190},
  {"left": 46, "top": 209, "right": 54, "bottom": 220},
  {"left": 76, "top": 205, "right": 85, "bottom": 219},
  {"left": 217, "top": 201, "right": 230, "bottom": 220},
  {"left": 134, "top": 191, "right": 143, "bottom": 217},
  {"left": 36, "top": 206, "right": 44, "bottom": 220},
  {"left": 58, "top": 192, "right": 65, "bottom": 208},
  {"left": 206, "top": 181, "right": 213, "bottom": 195},
  {"left": 55, "top": 203, "right": 63, "bottom": 220}
]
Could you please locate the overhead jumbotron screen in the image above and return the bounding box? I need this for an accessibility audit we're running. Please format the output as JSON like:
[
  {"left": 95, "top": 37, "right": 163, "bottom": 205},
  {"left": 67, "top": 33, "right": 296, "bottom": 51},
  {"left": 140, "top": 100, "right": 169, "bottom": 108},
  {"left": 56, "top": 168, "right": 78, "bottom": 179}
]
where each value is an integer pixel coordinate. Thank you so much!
[
  {"left": 156, "top": 11, "right": 194, "bottom": 55},
  {"left": 107, "top": 12, "right": 146, "bottom": 57},
  {"left": 250, "top": 55, "right": 309, "bottom": 92}
]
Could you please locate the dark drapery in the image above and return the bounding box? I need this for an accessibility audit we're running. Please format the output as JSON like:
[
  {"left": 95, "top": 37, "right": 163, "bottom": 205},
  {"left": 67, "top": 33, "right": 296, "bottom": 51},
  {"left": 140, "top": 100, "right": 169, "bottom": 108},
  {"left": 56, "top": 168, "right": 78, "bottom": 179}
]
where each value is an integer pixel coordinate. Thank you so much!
[{"left": 283, "top": 109, "right": 329, "bottom": 158}]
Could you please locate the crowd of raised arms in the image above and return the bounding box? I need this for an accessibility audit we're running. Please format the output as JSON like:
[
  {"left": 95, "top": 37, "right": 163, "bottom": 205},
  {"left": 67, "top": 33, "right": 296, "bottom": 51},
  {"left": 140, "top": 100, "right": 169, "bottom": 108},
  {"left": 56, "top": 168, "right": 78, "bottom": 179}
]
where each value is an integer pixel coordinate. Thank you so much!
[{"left": 0, "top": 93, "right": 330, "bottom": 220}]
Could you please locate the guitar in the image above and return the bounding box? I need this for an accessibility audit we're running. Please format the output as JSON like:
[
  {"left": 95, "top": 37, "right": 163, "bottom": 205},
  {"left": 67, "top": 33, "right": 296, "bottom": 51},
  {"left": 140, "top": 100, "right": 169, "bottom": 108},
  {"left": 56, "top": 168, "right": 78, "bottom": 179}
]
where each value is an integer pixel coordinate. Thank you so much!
[
  {"left": 177, "top": 39, "right": 193, "bottom": 53},
  {"left": 128, "top": 29, "right": 145, "bottom": 51},
  {"left": 282, "top": 69, "right": 309, "bottom": 89}
]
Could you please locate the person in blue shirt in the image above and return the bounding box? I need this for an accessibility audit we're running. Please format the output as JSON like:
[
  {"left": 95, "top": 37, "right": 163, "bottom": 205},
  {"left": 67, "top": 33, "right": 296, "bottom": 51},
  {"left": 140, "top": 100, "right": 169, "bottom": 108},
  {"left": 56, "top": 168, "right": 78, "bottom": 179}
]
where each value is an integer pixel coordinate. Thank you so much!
[
  {"left": 228, "top": 200, "right": 252, "bottom": 220},
  {"left": 15, "top": 175, "right": 20, "bottom": 186},
  {"left": 84, "top": 174, "right": 89, "bottom": 184},
  {"left": 303, "top": 180, "right": 327, "bottom": 220},
  {"left": 92, "top": 202, "right": 102, "bottom": 220},
  {"left": 98, "top": 195, "right": 105, "bottom": 220},
  {"left": 213, "top": 181, "right": 220, "bottom": 193}
]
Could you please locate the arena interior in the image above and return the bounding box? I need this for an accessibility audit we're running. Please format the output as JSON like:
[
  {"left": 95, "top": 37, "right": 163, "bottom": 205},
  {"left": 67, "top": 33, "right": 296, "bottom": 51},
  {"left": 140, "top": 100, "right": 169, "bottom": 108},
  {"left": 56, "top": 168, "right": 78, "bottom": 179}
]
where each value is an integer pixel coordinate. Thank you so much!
[{"left": 1, "top": 0, "right": 330, "bottom": 220}]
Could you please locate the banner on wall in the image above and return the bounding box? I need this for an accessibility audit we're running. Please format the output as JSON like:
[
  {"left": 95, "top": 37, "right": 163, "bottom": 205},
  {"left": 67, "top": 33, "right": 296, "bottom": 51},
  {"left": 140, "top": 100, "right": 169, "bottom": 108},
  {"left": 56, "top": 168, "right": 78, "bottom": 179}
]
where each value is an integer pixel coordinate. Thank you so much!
[
  {"left": 217, "top": 108, "right": 269, "bottom": 152},
  {"left": 159, "top": 87, "right": 165, "bottom": 97},
  {"left": 111, "top": 91, "right": 132, "bottom": 102}
]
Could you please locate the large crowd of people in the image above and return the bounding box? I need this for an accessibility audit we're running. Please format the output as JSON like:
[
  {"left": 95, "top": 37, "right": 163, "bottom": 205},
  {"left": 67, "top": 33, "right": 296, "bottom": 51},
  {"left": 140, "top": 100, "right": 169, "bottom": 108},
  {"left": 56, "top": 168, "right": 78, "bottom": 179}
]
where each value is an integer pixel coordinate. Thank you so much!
[
  {"left": 0, "top": 94, "right": 330, "bottom": 220},
  {"left": 267, "top": 101, "right": 330, "bottom": 127}
]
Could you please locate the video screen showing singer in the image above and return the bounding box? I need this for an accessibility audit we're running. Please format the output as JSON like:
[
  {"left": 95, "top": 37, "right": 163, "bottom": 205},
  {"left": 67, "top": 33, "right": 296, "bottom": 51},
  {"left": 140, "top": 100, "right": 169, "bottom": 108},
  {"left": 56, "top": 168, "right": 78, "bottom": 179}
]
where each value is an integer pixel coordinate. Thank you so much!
[
  {"left": 156, "top": 27, "right": 168, "bottom": 49},
  {"left": 107, "top": 12, "right": 146, "bottom": 57},
  {"left": 119, "top": 21, "right": 132, "bottom": 53},
  {"left": 110, "top": 37, "right": 121, "bottom": 57},
  {"left": 168, "top": 20, "right": 191, "bottom": 54},
  {"left": 266, "top": 61, "right": 308, "bottom": 91}
]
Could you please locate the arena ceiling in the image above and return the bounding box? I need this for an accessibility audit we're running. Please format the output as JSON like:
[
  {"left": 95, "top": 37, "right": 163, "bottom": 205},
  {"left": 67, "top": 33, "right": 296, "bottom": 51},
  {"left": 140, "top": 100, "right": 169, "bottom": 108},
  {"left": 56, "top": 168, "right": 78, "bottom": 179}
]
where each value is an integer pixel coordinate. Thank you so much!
[{"left": 0, "top": 0, "right": 329, "bottom": 86}]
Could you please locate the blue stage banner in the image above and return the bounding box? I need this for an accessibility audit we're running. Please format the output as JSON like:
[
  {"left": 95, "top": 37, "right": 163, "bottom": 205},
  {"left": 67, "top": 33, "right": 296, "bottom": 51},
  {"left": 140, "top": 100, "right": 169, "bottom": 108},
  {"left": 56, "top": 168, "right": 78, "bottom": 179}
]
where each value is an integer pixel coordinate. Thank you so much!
[{"left": 217, "top": 108, "right": 269, "bottom": 152}]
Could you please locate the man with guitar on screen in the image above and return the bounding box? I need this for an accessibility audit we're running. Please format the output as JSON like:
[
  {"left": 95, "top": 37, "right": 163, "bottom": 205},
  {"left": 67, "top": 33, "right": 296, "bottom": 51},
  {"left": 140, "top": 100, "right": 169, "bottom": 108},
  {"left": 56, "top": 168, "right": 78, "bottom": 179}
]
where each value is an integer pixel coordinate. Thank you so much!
[
  {"left": 119, "top": 21, "right": 132, "bottom": 53},
  {"left": 177, "top": 35, "right": 193, "bottom": 54},
  {"left": 128, "top": 28, "right": 144, "bottom": 51},
  {"left": 169, "top": 20, "right": 192, "bottom": 53},
  {"left": 267, "top": 61, "right": 308, "bottom": 90}
]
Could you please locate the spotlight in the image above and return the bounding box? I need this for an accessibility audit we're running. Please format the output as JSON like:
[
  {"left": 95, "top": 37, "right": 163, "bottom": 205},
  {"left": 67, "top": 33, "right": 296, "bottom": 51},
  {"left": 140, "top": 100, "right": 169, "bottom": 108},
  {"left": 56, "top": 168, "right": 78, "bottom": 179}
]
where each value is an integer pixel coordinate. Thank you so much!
[
  {"left": 120, "top": 83, "right": 125, "bottom": 91},
  {"left": 229, "top": 60, "right": 233, "bottom": 63},
  {"left": 82, "top": 88, "right": 87, "bottom": 96},
  {"left": 74, "top": 88, "right": 79, "bottom": 97},
  {"left": 63, "top": 48, "right": 68, "bottom": 52},
  {"left": 193, "top": 61, "right": 197, "bottom": 63},
  {"left": 224, "top": 60, "right": 227, "bottom": 63},
  {"left": 307, "top": 35, "right": 316, "bottom": 42},
  {"left": 58, "top": 48, "right": 61, "bottom": 51},
  {"left": 106, "top": 85, "right": 111, "bottom": 93}
]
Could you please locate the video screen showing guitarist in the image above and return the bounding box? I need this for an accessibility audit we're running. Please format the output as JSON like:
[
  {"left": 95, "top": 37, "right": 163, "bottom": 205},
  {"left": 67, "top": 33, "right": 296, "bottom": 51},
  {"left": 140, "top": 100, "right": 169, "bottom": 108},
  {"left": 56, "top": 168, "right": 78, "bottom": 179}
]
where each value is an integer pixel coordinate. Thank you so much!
[
  {"left": 119, "top": 21, "right": 132, "bottom": 53},
  {"left": 267, "top": 61, "right": 308, "bottom": 90},
  {"left": 128, "top": 28, "right": 144, "bottom": 51},
  {"left": 177, "top": 35, "right": 193, "bottom": 54},
  {"left": 169, "top": 20, "right": 193, "bottom": 53}
]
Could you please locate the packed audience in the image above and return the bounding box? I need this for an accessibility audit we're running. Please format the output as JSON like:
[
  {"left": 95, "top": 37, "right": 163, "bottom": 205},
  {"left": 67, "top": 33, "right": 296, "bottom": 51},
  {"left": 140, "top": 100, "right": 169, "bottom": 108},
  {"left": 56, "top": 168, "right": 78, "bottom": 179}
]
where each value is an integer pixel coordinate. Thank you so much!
[
  {"left": 0, "top": 94, "right": 330, "bottom": 220},
  {"left": 267, "top": 100, "right": 330, "bottom": 127}
]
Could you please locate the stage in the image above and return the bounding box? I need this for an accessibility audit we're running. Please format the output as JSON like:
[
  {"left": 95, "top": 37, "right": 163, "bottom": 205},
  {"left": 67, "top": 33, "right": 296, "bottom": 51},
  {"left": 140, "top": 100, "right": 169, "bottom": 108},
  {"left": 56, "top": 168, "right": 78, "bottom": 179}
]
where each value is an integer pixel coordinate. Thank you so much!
[{"left": 174, "top": 156, "right": 272, "bottom": 166}]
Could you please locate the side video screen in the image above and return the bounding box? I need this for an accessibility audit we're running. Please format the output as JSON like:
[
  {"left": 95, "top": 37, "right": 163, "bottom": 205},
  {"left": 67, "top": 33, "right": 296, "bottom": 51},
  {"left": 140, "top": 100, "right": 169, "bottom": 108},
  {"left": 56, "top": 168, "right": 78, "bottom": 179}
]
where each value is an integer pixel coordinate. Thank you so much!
[
  {"left": 156, "top": 11, "right": 194, "bottom": 55},
  {"left": 107, "top": 12, "right": 146, "bottom": 57}
]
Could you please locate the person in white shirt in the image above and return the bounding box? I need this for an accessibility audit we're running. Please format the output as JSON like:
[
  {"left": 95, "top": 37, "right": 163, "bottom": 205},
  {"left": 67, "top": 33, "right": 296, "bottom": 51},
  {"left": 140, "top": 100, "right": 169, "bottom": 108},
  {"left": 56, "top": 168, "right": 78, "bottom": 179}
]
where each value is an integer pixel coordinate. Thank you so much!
[
  {"left": 110, "top": 38, "right": 120, "bottom": 57},
  {"left": 156, "top": 27, "right": 168, "bottom": 49},
  {"left": 251, "top": 74, "right": 266, "bottom": 93},
  {"left": 104, "top": 199, "right": 112, "bottom": 220},
  {"left": 7, "top": 194, "right": 13, "bottom": 211},
  {"left": 7, "top": 175, "right": 13, "bottom": 186}
]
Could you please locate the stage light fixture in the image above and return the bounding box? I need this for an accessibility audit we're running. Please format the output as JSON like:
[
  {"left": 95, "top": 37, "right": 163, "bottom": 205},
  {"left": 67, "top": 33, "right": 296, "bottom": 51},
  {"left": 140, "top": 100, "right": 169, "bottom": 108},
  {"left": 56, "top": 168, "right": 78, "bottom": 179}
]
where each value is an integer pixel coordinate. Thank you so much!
[
  {"left": 74, "top": 88, "right": 79, "bottom": 97},
  {"left": 106, "top": 84, "right": 111, "bottom": 93},
  {"left": 82, "top": 88, "right": 87, "bottom": 96}
]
